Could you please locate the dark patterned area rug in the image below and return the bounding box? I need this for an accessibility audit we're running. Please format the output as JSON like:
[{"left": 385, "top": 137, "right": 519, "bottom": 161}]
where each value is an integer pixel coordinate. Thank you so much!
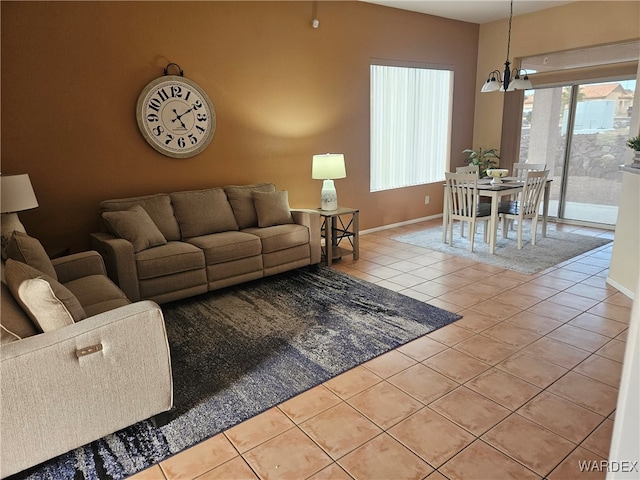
[{"left": 13, "top": 267, "right": 461, "bottom": 480}]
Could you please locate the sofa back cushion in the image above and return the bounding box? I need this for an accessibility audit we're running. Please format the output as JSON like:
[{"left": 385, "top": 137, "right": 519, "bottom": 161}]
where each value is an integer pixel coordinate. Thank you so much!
[
  {"left": 0, "top": 280, "right": 38, "bottom": 344},
  {"left": 100, "top": 194, "right": 181, "bottom": 241},
  {"left": 102, "top": 205, "right": 167, "bottom": 253},
  {"left": 5, "top": 231, "right": 58, "bottom": 280},
  {"left": 225, "top": 183, "right": 276, "bottom": 229},
  {"left": 4, "top": 260, "right": 87, "bottom": 332},
  {"left": 171, "top": 188, "right": 239, "bottom": 239}
]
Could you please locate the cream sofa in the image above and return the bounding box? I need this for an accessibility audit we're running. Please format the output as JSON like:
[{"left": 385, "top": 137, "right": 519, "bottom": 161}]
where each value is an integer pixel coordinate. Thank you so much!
[
  {"left": 0, "top": 233, "right": 173, "bottom": 478},
  {"left": 90, "top": 183, "right": 321, "bottom": 304}
]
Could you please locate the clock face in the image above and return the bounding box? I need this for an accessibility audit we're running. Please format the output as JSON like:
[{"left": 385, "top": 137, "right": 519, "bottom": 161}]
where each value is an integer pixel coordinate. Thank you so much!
[{"left": 136, "top": 75, "right": 216, "bottom": 158}]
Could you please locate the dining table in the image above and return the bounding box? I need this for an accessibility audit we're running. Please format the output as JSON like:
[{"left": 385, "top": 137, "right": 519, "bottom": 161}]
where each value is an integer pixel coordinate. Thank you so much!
[{"left": 442, "top": 177, "right": 552, "bottom": 254}]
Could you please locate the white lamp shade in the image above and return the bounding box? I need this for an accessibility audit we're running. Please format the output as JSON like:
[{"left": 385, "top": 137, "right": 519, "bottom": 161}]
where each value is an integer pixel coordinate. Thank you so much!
[
  {"left": 312, "top": 153, "right": 346, "bottom": 180},
  {"left": 1, "top": 174, "right": 39, "bottom": 213},
  {"left": 507, "top": 77, "right": 533, "bottom": 91},
  {"left": 481, "top": 78, "right": 500, "bottom": 93}
]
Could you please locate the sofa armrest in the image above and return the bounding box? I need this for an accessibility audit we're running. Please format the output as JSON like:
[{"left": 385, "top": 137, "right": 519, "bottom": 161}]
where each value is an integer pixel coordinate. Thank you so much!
[
  {"left": 90, "top": 232, "right": 141, "bottom": 301},
  {"left": 291, "top": 209, "right": 321, "bottom": 265},
  {"left": 52, "top": 250, "right": 107, "bottom": 283},
  {"left": 0, "top": 301, "right": 173, "bottom": 478}
]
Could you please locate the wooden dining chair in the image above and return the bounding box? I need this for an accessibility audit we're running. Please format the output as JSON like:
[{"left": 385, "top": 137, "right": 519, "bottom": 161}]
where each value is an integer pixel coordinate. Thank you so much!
[
  {"left": 498, "top": 169, "right": 550, "bottom": 249},
  {"left": 444, "top": 172, "right": 491, "bottom": 252},
  {"left": 451, "top": 165, "right": 480, "bottom": 238},
  {"left": 513, "top": 162, "right": 546, "bottom": 179},
  {"left": 507, "top": 163, "right": 546, "bottom": 231},
  {"left": 455, "top": 165, "right": 480, "bottom": 176}
]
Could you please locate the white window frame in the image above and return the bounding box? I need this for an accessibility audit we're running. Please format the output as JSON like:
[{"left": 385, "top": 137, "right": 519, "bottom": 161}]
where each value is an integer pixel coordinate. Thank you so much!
[{"left": 370, "top": 62, "right": 453, "bottom": 192}]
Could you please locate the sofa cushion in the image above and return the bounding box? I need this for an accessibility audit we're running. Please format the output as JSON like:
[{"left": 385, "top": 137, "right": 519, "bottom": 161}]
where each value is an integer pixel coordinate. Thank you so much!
[
  {"left": 225, "top": 183, "right": 276, "bottom": 229},
  {"left": 100, "top": 193, "right": 181, "bottom": 241},
  {"left": 4, "top": 260, "right": 87, "bottom": 332},
  {"left": 135, "top": 241, "right": 205, "bottom": 280},
  {"left": 0, "top": 281, "right": 38, "bottom": 344},
  {"left": 64, "top": 274, "right": 130, "bottom": 317},
  {"left": 244, "top": 224, "right": 310, "bottom": 254},
  {"left": 5, "top": 231, "right": 57, "bottom": 280},
  {"left": 171, "top": 188, "right": 239, "bottom": 239},
  {"left": 187, "top": 231, "right": 262, "bottom": 265},
  {"left": 252, "top": 190, "right": 295, "bottom": 228},
  {"left": 102, "top": 205, "right": 168, "bottom": 253}
]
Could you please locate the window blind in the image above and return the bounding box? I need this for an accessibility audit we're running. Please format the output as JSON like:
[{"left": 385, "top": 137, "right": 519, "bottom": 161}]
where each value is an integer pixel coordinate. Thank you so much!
[{"left": 370, "top": 64, "right": 453, "bottom": 192}]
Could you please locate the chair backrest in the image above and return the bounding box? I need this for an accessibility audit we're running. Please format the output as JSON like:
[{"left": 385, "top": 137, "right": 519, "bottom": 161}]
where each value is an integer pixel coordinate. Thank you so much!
[
  {"left": 513, "top": 162, "right": 546, "bottom": 180},
  {"left": 445, "top": 172, "right": 479, "bottom": 219},
  {"left": 456, "top": 165, "right": 480, "bottom": 175},
  {"left": 519, "top": 170, "right": 549, "bottom": 215}
]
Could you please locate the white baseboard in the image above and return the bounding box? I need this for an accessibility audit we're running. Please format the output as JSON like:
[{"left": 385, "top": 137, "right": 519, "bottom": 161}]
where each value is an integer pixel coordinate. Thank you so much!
[
  {"left": 606, "top": 276, "right": 635, "bottom": 300},
  {"left": 360, "top": 214, "right": 443, "bottom": 236}
]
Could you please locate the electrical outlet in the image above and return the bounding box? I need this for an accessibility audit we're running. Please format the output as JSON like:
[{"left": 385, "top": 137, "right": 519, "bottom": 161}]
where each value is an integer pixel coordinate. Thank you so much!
[{"left": 424, "top": 195, "right": 430, "bottom": 204}]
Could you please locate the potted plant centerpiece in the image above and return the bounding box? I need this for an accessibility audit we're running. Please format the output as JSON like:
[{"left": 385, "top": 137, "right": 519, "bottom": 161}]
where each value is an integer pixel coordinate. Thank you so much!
[
  {"left": 463, "top": 147, "right": 500, "bottom": 177},
  {"left": 626, "top": 135, "right": 640, "bottom": 168}
]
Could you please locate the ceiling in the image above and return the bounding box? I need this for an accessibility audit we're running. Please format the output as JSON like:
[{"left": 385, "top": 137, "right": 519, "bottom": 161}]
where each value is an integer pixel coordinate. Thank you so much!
[{"left": 360, "top": 0, "right": 574, "bottom": 24}]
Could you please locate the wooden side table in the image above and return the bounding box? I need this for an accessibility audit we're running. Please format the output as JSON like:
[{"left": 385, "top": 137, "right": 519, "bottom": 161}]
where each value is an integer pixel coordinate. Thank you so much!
[{"left": 318, "top": 207, "right": 359, "bottom": 266}]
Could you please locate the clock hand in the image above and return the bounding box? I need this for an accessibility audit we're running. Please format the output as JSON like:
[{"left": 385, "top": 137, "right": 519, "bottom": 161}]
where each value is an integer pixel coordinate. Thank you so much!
[
  {"left": 172, "top": 107, "right": 193, "bottom": 120},
  {"left": 171, "top": 108, "right": 187, "bottom": 129}
]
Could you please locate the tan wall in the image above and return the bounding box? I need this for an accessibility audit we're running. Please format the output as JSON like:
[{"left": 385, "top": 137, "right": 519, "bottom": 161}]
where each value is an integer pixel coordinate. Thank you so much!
[
  {"left": 1, "top": 1, "right": 478, "bottom": 252},
  {"left": 473, "top": 1, "right": 640, "bottom": 155}
]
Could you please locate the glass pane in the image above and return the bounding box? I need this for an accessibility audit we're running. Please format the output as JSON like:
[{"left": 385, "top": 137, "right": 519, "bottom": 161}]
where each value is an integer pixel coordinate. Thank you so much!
[
  {"left": 520, "top": 79, "right": 635, "bottom": 226},
  {"left": 519, "top": 86, "right": 570, "bottom": 218},
  {"left": 563, "top": 80, "right": 635, "bottom": 224}
]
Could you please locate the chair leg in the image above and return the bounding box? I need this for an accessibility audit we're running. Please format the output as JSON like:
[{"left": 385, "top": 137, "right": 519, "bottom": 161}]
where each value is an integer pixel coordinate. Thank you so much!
[
  {"left": 502, "top": 216, "right": 508, "bottom": 238},
  {"left": 461, "top": 221, "right": 465, "bottom": 238},
  {"left": 531, "top": 217, "right": 539, "bottom": 245},
  {"left": 448, "top": 220, "right": 454, "bottom": 247},
  {"left": 443, "top": 217, "right": 448, "bottom": 243},
  {"left": 517, "top": 219, "right": 524, "bottom": 249},
  {"left": 483, "top": 221, "right": 489, "bottom": 243},
  {"left": 469, "top": 220, "right": 475, "bottom": 252}
]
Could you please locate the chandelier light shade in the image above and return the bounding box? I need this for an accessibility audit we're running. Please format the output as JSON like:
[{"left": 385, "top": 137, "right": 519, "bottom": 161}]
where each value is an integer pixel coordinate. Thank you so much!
[
  {"left": 481, "top": 0, "right": 533, "bottom": 93},
  {"left": 312, "top": 153, "right": 346, "bottom": 211},
  {"left": 1, "top": 173, "right": 39, "bottom": 258}
]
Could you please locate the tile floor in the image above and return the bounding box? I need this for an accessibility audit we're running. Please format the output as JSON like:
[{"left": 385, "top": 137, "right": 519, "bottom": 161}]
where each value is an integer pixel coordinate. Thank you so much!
[{"left": 131, "top": 219, "right": 631, "bottom": 480}]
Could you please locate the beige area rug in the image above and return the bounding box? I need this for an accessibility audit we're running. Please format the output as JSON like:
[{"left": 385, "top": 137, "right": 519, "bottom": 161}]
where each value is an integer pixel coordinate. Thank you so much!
[{"left": 393, "top": 222, "right": 612, "bottom": 274}]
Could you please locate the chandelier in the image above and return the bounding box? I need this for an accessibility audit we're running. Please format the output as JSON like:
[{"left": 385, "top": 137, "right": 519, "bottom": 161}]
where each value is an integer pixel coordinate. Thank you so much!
[{"left": 481, "top": 0, "right": 533, "bottom": 93}]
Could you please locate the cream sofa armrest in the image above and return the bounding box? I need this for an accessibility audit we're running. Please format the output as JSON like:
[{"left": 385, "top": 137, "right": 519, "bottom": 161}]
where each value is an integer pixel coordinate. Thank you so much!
[
  {"left": 0, "top": 301, "right": 173, "bottom": 479},
  {"left": 90, "top": 232, "right": 140, "bottom": 301},
  {"left": 291, "top": 209, "right": 321, "bottom": 265},
  {"left": 52, "top": 250, "right": 106, "bottom": 283}
]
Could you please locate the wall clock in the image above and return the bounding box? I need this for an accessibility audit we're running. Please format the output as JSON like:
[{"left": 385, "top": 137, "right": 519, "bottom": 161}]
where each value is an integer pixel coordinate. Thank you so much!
[{"left": 136, "top": 64, "right": 216, "bottom": 158}]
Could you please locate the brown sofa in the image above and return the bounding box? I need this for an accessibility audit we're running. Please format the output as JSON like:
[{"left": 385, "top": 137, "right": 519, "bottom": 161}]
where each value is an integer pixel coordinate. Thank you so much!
[
  {"left": 90, "top": 183, "right": 321, "bottom": 304},
  {"left": 1, "top": 233, "right": 173, "bottom": 478}
]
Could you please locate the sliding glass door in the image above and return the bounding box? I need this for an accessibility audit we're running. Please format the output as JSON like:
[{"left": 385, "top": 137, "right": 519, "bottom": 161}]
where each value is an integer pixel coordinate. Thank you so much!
[{"left": 520, "top": 79, "right": 635, "bottom": 226}]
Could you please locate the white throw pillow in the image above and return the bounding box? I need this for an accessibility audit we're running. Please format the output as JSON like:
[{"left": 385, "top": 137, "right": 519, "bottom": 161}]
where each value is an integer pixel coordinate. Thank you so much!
[
  {"left": 17, "top": 278, "right": 77, "bottom": 332},
  {"left": 4, "top": 259, "right": 86, "bottom": 332}
]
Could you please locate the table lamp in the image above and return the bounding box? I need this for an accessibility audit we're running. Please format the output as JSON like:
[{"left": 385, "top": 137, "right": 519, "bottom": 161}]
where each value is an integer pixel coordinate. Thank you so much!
[
  {"left": 312, "top": 153, "right": 346, "bottom": 211},
  {"left": 1, "top": 173, "right": 39, "bottom": 258}
]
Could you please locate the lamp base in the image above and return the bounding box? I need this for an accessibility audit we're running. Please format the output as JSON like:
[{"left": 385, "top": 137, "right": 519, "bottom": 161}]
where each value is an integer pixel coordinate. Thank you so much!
[
  {"left": 320, "top": 179, "right": 338, "bottom": 211},
  {"left": 1, "top": 212, "right": 26, "bottom": 259}
]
